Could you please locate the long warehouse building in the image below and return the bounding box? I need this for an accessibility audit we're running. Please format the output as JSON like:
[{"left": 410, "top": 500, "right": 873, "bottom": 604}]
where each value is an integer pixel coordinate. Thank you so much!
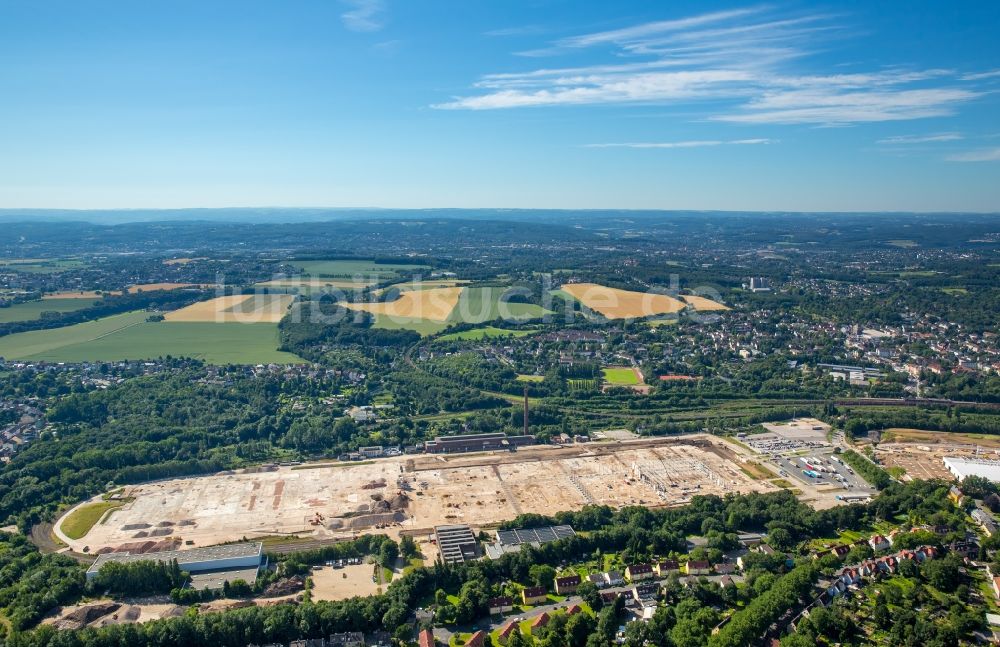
[{"left": 86, "top": 542, "right": 265, "bottom": 589}]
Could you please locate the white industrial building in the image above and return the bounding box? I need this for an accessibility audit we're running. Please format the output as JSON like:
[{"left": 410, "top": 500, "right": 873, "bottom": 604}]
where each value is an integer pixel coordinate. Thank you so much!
[
  {"left": 86, "top": 542, "right": 264, "bottom": 589},
  {"left": 943, "top": 457, "right": 1000, "bottom": 483}
]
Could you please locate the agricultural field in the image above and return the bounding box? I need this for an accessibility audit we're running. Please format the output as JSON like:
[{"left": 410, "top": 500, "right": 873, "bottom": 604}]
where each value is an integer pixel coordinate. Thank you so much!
[
  {"left": 291, "top": 259, "right": 428, "bottom": 278},
  {"left": 164, "top": 294, "right": 295, "bottom": 323},
  {"left": 679, "top": 294, "right": 729, "bottom": 311},
  {"left": 373, "top": 279, "right": 469, "bottom": 295},
  {"left": 163, "top": 257, "right": 207, "bottom": 265},
  {"left": 448, "top": 286, "right": 551, "bottom": 324},
  {"left": 54, "top": 435, "right": 774, "bottom": 552},
  {"left": 255, "top": 278, "right": 378, "bottom": 292},
  {"left": 343, "top": 286, "right": 462, "bottom": 322},
  {"left": 0, "top": 312, "right": 300, "bottom": 364},
  {"left": 438, "top": 326, "right": 537, "bottom": 341},
  {"left": 0, "top": 258, "right": 86, "bottom": 273},
  {"left": 0, "top": 298, "right": 95, "bottom": 323},
  {"left": 44, "top": 290, "right": 119, "bottom": 299},
  {"left": 126, "top": 282, "right": 205, "bottom": 293},
  {"left": 559, "top": 283, "right": 685, "bottom": 319}
]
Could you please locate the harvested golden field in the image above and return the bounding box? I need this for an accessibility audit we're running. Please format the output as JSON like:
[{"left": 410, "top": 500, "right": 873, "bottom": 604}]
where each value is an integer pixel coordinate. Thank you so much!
[
  {"left": 127, "top": 283, "right": 205, "bottom": 293},
  {"left": 165, "top": 294, "right": 295, "bottom": 323},
  {"left": 680, "top": 295, "right": 729, "bottom": 311},
  {"left": 343, "top": 287, "right": 463, "bottom": 321},
  {"left": 561, "top": 283, "right": 685, "bottom": 319},
  {"left": 43, "top": 290, "right": 121, "bottom": 299},
  {"left": 372, "top": 279, "right": 469, "bottom": 296}
]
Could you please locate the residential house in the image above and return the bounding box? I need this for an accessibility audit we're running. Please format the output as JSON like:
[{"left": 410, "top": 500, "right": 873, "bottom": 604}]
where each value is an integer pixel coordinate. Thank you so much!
[
  {"left": 587, "top": 573, "right": 606, "bottom": 589},
  {"left": 566, "top": 604, "right": 582, "bottom": 615},
  {"left": 632, "top": 582, "right": 659, "bottom": 602},
  {"left": 718, "top": 575, "right": 735, "bottom": 589},
  {"left": 532, "top": 613, "right": 550, "bottom": 630},
  {"left": 713, "top": 562, "right": 735, "bottom": 575},
  {"left": 522, "top": 586, "right": 548, "bottom": 605},
  {"left": 497, "top": 623, "right": 519, "bottom": 643},
  {"left": 604, "top": 571, "right": 625, "bottom": 587},
  {"left": 684, "top": 560, "right": 710, "bottom": 575},
  {"left": 625, "top": 563, "right": 654, "bottom": 582},
  {"left": 868, "top": 535, "right": 891, "bottom": 552},
  {"left": 554, "top": 574, "right": 581, "bottom": 595},
  {"left": 418, "top": 629, "right": 435, "bottom": 647},
  {"left": 654, "top": 560, "right": 679, "bottom": 577},
  {"left": 488, "top": 597, "right": 513, "bottom": 615},
  {"left": 466, "top": 631, "right": 486, "bottom": 647},
  {"left": 328, "top": 633, "right": 364, "bottom": 647}
]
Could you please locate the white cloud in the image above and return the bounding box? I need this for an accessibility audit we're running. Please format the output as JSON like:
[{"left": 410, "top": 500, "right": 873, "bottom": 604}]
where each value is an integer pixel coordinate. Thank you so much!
[
  {"left": 877, "top": 132, "right": 963, "bottom": 144},
  {"left": 946, "top": 147, "right": 1000, "bottom": 162},
  {"left": 436, "top": 8, "right": 987, "bottom": 127},
  {"left": 961, "top": 69, "right": 1000, "bottom": 81},
  {"left": 584, "top": 139, "right": 774, "bottom": 149},
  {"left": 341, "top": 0, "right": 386, "bottom": 32}
]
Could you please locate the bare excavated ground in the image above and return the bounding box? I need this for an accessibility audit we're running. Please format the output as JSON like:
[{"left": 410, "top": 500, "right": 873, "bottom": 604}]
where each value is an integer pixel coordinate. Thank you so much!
[{"left": 58, "top": 435, "right": 776, "bottom": 552}]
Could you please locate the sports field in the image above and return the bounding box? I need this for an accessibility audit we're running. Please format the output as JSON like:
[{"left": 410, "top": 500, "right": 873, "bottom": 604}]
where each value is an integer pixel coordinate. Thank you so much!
[
  {"left": 0, "top": 298, "right": 95, "bottom": 323},
  {"left": 438, "top": 326, "right": 537, "bottom": 341},
  {"left": 560, "top": 283, "right": 685, "bottom": 319},
  {"left": 165, "top": 294, "right": 295, "bottom": 323},
  {"left": 0, "top": 312, "right": 300, "bottom": 364},
  {"left": 680, "top": 295, "right": 729, "bottom": 311},
  {"left": 292, "top": 259, "right": 428, "bottom": 278},
  {"left": 603, "top": 367, "right": 641, "bottom": 385}
]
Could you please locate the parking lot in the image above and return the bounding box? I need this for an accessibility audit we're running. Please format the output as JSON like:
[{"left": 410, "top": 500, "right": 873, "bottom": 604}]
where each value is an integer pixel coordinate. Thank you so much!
[{"left": 741, "top": 418, "right": 877, "bottom": 504}]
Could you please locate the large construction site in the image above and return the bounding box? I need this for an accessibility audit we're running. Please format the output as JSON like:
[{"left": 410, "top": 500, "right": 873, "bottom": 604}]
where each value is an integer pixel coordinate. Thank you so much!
[{"left": 56, "top": 434, "right": 777, "bottom": 553}]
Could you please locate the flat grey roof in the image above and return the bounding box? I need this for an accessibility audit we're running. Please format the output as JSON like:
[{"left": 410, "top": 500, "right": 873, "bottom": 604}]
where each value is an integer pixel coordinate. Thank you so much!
[
  {"left": 496, "top": 525, "right": 575, "bottom": 546},
  {"left": 88, "top": 542, "right": 263, "bottom": 574}
]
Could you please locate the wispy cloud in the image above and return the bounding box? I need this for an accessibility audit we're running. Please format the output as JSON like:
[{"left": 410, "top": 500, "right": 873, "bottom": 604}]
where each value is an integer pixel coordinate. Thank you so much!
[
  {"left": 584, "top": 139, "right": 774, "bottom": 149},
  {"left": 435, "top": 7, "right": 987, "bottom": 127},
  {"left": 877, "top": 132, "right": 963, "bottom": 144},
  {"left": 946, "top": 147, "right": 1000, "bottom": 162},
  {"left": 341, "top": 0, "right": 386, "bottom": 32},
  {"left": 961, "top": 69, "right": 1000, "bottom": 81}
]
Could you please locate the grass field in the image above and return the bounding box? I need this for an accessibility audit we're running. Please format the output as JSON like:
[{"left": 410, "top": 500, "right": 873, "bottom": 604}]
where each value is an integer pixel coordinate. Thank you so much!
[
  {"left": 603, "top": 367, "right": 641, "bottom": 385},
  {"left": 370, "top": 316, "right": 452, "bottom": 336},
  {"left": 44, "top": 290, "right": 118, "bottom": 299},
  {"left": 0, "top": 312, "right": 301, "bottom": 364},
  {"left": 516, "top": 374, "right": 545, "bottom": 382},
  {"left": 560, "top": 283, "right": 685, "bottom": 319},
  {"left": 127, "top": 282, "right": 204, "bottom": 293},
  {"left": 255, "top": 278, "right": 378, "bottom": 292},
  {"left": 438, "top": 326, "right": 536, "bottom": 341},
  {"left": 292, "top": 259, "right": 428, "bottom": 278},
  {"left": 448, "top": 287, "right": 550, "bottom": 324},
  {"left": 0, "top": 298, "right": 95, "bottom": 323},
  {"left": 60, "top": 501, "right": 124, "bottom": 540},
  {"left": 0, "top": 258, "right": 86, "bottom": 274}
]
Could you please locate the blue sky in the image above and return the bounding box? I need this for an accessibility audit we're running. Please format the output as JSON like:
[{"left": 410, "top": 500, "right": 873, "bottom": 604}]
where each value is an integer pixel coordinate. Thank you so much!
[{"left": 1, "top": 0, "right": 999, "bottom": 211}]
